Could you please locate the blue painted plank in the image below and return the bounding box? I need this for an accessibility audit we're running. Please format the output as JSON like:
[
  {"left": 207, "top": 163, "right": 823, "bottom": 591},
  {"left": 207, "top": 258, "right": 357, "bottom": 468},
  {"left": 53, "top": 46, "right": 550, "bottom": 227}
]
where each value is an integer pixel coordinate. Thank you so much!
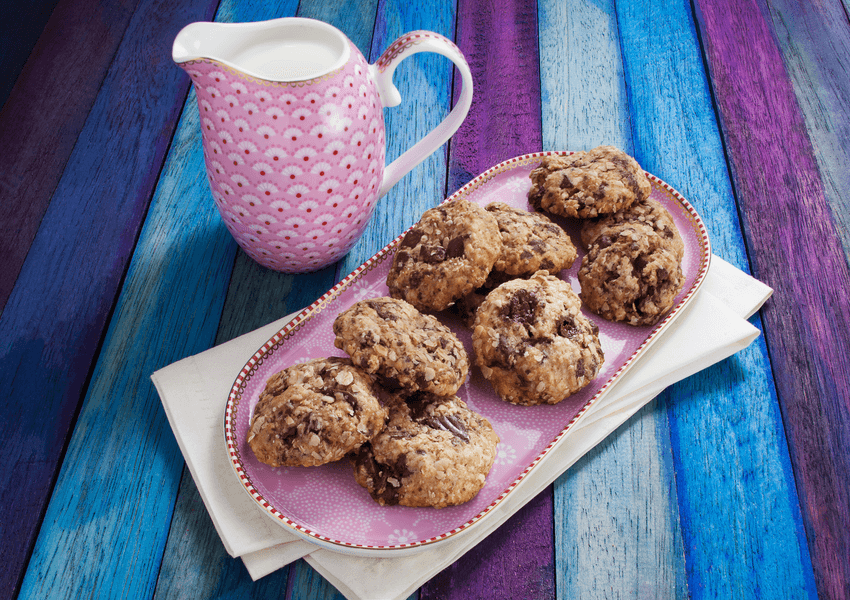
[
  {"left": 0, "top": 0, "right": 139, "bottom": 312},
  {"left": 538, "top": 0, "right": 687, "bottom": 596},
  {"left": 618, "top": 0, "right": 817, "bottom": 598},
  {"left": 4, "top": 0, "right": 221, "bottom": 596}
]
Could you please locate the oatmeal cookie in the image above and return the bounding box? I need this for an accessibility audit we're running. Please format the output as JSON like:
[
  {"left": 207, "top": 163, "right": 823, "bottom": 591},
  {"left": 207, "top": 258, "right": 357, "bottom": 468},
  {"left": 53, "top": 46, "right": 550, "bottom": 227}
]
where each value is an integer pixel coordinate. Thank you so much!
[
  {"left": 580, "top": 197, "right": 684, "bottom": 259},
  {"left": 247, "top": 357, "right": 387, "bottom": 467},
  {"left": 527, "top": 146, "right": 651, "bottom": 218},
  {"left": 351, "top": 392, "right": 499, "bottom": 508},
  {"left": 333, "top": 297, "right": 469, "bottom": 396},
  {"left": 386, "top": 199, "right": 502, "bottom": 311},
  {"left": 578, "top": 223, "right": 684, "bottom": 326},
  {"left": 472, "top": 271, "right": 604, "bottom": 405},
  {"left": 485, "top": 201, "right": 577, "bottom": 283}
]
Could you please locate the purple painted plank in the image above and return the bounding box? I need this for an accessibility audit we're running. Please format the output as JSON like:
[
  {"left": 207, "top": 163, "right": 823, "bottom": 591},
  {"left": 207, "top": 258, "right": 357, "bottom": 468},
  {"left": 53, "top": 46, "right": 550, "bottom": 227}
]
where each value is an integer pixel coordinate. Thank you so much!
[
  {"left": 0, "top": 0, "right": 219, "bottom": 595},
  {"left": 0, "top": 0, "right": 140, "bottom": 313},
  {"left": 420, "top": 1, "right": 552, "bottom": 598},
  {"left": 445, "top": 0, "right": 543, "bottom": 195},
  {"left": 694, "top": 0, "right": 850, "bottom": 598}
]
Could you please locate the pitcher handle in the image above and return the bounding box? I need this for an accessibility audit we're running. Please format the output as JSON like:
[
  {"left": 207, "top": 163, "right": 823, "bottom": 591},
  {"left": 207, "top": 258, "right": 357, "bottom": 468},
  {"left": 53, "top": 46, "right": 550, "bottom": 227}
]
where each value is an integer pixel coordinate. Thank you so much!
[{"left": 370, "top": 32, "right": 473, "bottom": 198}]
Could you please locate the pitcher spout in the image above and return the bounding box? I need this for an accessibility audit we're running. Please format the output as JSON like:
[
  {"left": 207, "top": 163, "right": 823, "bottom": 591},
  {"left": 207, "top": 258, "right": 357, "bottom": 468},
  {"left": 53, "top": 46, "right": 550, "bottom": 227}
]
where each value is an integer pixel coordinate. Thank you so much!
[{"left": 172, "top": 18, "right": 351, "bottom": 83}]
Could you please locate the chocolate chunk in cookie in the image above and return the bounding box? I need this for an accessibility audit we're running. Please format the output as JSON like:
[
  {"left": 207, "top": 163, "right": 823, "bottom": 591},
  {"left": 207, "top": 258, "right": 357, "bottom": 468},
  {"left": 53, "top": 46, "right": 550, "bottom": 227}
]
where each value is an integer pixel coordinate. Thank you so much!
[
  {"left": 333, "top": 297, "right": 469, "bottom": 396},
  {"left": 386, "top": 199, "right": 502, "bottom": 312},
  {"left": 580, "top": 197, "right": 684, "bottom": 259},
  {"left": 472, "top": 271, "right": 604, "bottom": 405},
  {"left": 527, "top": 146, "right": 651, "bottom": 218},
  {"left": 247, "top": 358, "right": 387, "bottom": 467},
  {"left": 351, "top": 392, "right": 499, "bottom": 508},
  {"left": 484, "top": 201, "right": 577, "bottom": 284},
  {"left": 578, "top": 223, "right": 684, "bottom": 326}
]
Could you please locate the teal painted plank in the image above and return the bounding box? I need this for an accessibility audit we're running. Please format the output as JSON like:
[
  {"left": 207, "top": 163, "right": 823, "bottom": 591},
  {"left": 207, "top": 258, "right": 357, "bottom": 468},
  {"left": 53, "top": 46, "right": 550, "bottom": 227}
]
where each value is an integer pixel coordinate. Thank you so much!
[
  {"left": 617, "top": 0, "right": 817, "bottom": 598},
  {"left": 539, "top": 0, "right": 687, "bottom": 596},
  {"left": 334, "top": 0, "right": 459, "bottom": 279}
]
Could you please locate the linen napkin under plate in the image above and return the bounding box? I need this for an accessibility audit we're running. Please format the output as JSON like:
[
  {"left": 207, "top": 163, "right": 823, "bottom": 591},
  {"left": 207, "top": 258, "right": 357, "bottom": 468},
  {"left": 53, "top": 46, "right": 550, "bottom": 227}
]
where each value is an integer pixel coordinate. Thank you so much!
[{"left": 152, "top": 254, "right": 771, "bottom": 600}]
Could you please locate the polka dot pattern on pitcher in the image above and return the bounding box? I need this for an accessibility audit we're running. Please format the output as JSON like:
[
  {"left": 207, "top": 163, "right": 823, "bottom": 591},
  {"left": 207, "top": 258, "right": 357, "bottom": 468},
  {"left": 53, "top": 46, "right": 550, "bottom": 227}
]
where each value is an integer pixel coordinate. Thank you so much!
[{"left": 186, "top": 44, "right": 386, "bottom": 273}]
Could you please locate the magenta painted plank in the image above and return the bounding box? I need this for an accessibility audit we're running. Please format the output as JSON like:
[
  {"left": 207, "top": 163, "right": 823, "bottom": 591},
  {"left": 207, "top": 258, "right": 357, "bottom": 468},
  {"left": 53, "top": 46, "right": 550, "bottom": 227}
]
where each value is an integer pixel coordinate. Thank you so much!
[
  {"left": 420, "top": 0, "right": 552, "bottom": 597},
  {"left": 0, "top": 0, "right": 140, "bottom": 312},
  {"left": 694, "top": 0, "right": 850, "bottom": 598},
  {"left": 0, "top": 0, "right": 219, "bottom": 595}
]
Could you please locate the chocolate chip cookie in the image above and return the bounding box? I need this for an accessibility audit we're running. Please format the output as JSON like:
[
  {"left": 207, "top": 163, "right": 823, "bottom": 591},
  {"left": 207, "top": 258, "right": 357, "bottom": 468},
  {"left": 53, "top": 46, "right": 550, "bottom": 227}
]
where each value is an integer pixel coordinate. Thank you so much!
[
  {"left": 247, "top": 358, "right": 387, "bottom": 467},
  {"left": 386, "top": 199, "right": 502, "bottom": 312},
  {"left": 333, "top": 297, "right": 469, "bottom": 396},
  {"left": 580, "top": 197, "right": 684, "bottom": 259},
  {"left": 527, "top": 146, "right": 651, "bottom": 218},
  {"left": 351, "top": 392, "right": 499, "bottom": 508},
  {"left": 578, "top": 223, "right": 684, "bottom": 326},
  {"left": 484, "top": 201, "right": 577, "bottom": 285},
  {"left": 472, "top": 271, "right": 604, "bottom": 405}
]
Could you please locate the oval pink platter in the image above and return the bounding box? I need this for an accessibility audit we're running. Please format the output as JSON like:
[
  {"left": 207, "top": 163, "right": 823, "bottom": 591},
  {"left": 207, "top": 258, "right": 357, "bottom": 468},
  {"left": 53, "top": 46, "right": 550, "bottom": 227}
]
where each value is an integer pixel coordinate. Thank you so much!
[{"left": 223, "top": 151, "right": 711, "bottom": 556}]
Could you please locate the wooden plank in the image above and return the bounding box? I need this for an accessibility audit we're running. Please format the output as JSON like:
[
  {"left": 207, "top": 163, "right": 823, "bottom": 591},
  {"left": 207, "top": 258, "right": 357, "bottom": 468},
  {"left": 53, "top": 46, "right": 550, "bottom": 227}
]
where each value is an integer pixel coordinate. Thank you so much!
[
  {"left": 0, "top": 0, "right": 140, "bottom": 312},
  {"left": 4, "top": 0, "right": 221, "bottom": 597},
  {"left": 624, "top": 0, "right": 829, "bottom": 596},
  {"left": 694, "top": 0, "right": 850, "bottom": 596},
  {"left": 0, "top": 0, "right": 61, "bottom": 105},
  {"left": 539, "top": 0, "right": 687, "bottom": 596},
  {"left": 762, "top": 0, "right": 850, "bottom": 263},
  {"left": 152, "top": 0, "right": 379, "bottom": 596},
  {"left": 418, "top": 0, "right": 553, "bottom": 597}
]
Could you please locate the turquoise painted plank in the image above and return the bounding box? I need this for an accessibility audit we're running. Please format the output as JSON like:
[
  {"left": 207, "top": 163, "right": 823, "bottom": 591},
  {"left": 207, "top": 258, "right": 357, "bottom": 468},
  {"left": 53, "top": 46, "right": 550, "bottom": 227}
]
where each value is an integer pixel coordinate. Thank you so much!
[
  {"left": 334, "top": 0, "right": 460, "bottom": 280},
  {"left": 15, "top": 79, "right": 236, "bottom": 597},
  {"left": 152, "top": 0, "right": 381, "bottom": 596},
  {"left": 618, "top": 0, "right": 817, "bottom": 598},
  {"left": 539, "top": 0, "right": 687, "bottom": 597}
]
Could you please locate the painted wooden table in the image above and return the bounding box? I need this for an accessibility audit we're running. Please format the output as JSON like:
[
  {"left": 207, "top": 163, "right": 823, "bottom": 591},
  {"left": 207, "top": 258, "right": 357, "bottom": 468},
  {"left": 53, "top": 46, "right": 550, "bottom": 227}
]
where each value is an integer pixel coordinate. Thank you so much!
[{"left": 2, "top": 0, "right": 848, "bottom": 598}]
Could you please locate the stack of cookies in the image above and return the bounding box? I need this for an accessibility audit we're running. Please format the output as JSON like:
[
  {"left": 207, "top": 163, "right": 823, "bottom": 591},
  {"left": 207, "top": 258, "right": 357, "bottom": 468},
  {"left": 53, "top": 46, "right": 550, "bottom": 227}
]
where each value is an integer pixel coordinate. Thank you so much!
[
  {"left": 247, "top": 297, "right": 500, "bottom": 509},
  {"left": 527, "top": 145, "right": 685, "bottom": 326},
  {"left": 385, "top": 197, "right": 604, "bottom": 407},
  {"left": 246, "top": 145, "right": 685, "bottom": 510}
]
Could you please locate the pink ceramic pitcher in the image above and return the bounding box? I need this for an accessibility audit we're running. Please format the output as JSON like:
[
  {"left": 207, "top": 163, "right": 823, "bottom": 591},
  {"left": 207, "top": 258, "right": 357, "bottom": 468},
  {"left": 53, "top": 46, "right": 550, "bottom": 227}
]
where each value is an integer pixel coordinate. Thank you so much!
[{"left": 172, "top": 18, "right": 473, "bottom": 273}]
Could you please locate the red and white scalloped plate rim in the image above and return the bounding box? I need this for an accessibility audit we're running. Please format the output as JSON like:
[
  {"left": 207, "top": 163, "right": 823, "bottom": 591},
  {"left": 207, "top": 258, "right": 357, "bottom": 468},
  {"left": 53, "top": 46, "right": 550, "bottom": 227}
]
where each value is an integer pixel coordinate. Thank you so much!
[{"left": 223, "top": 151, "right": 711, "bottom": 556}]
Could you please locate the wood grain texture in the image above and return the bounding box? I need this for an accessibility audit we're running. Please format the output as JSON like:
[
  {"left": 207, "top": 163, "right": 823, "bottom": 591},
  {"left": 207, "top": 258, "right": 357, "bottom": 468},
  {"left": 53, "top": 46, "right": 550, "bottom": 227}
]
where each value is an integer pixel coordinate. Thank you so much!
[
  {"left": 420, "top": 0, "right": 553, "bottom": 597},
  {"left": 539, "top": 0, "right": 687, "bottom": 597},
  {"left": 0, "top": 0, "right": 139, "bottom": 312},
  {"left": 760, "top": 0, "right": 850, "bottom": 265},
  {"left": 6, "top": 0, "right": 220, "bottom": 595},
  {"left": 695, "top": 0, "right": 850, "bottom": 596},
  {"left": 444, "top": 0, "right": 543, "bottom": 195},
  {"left": 623, "top": 0, "right": 826, "bottom": 596}
]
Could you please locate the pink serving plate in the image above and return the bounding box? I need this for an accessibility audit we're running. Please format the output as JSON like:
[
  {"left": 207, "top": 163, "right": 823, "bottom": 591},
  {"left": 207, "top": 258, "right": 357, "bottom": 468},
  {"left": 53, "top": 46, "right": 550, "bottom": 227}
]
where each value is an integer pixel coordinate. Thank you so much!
[{"left": 224, "top": 151, "right": 711, "bottom": 555}]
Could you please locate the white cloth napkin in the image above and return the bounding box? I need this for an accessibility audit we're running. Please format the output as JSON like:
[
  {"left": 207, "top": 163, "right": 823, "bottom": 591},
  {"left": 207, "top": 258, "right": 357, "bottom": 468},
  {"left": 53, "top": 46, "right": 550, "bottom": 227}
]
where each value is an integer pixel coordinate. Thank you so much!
[{"left": 152, "top": 254, "right": 771, "bottom": 600}]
